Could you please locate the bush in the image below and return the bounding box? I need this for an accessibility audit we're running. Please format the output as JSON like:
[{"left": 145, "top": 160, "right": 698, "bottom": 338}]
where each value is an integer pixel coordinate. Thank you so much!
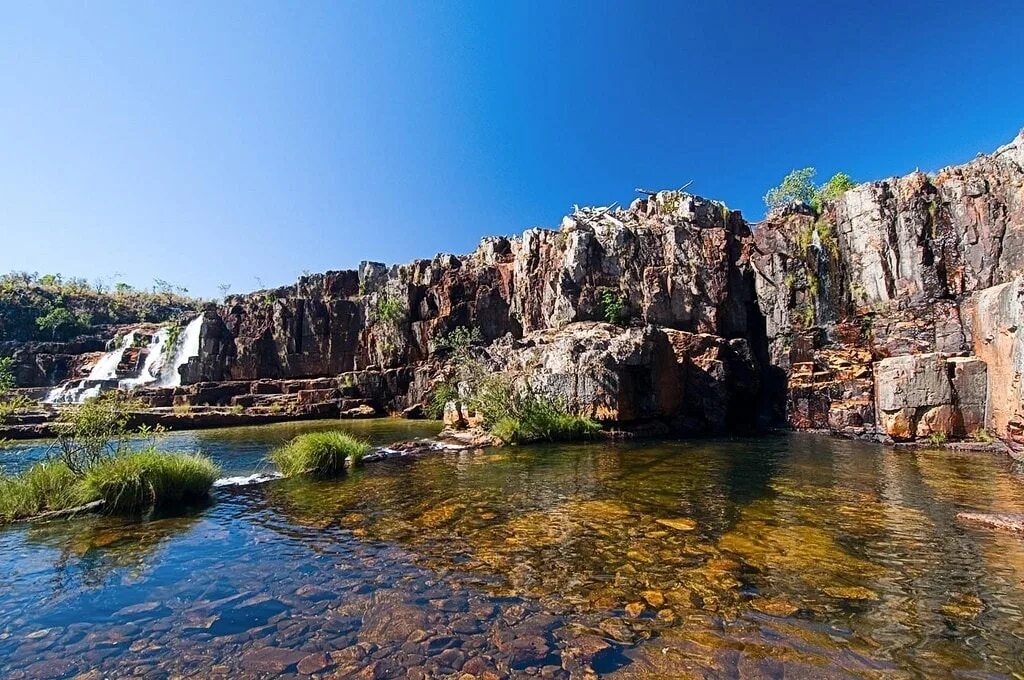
[
  {"left": 0, "top": 450, "right": 218, "bottom": 523},
  {"left": 53, "top": 392, "right": 140, "bottom": 474},
  {"left": 79, "top": 448, "right": 220, "bottom": 514},
  {"left": 0, "top": 356, "right": 14, "bottom": 393},
  {"left": 599, "top": 289, "right": 627, "bottom": 326},
  {"left": 970, "top": 428, "right": 996, "bottom": 444},
  {"left": 470, "top": 376, "right": 600, "bottom": 444},
  {"left": 0, "top": 461, "right": 84, "bottom": 522},
  {"left": 764, "top": 168, "right": 817, "bottom": 210},
  {"left": 927, "top": 431, "right": 948, "bottom": 446},
  {"left": 271, "top": 431, "right": 371, "bottom": 478},
  {"left": 763, "top": 168, "right": 857, "bottom": 212},
  {"left": 813, "top": 172, "right": 856, "bottom": 211},
  {"left": 0, "top": 271, "right": 202, "bottom": 342}
]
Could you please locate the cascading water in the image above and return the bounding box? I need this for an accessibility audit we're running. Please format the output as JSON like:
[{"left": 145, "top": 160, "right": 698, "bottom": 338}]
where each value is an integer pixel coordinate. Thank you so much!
[
  {"left": 43, "top": 314, "right": 204, "bottom": 403},
  {"left": 157, "top": 314, "right": 203, "bottom": 388},
  {"left": 810, "top": 226, "right": 831, "bottom": 325}
]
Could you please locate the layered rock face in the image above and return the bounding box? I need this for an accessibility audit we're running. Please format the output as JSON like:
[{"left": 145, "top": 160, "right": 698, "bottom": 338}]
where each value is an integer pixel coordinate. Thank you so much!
[
  {"left": 754, "top": 131, "right": 1024, "bottom": 447},
  {"left": 159, "top": 193, "right": 767, "bottom": 435},
  {"left": 9, "top": 131, "right": 1022, "bottom": 448}
]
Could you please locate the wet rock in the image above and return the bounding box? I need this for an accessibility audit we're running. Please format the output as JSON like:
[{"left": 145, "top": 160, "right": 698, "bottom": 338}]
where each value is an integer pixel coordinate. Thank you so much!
[
  {"left": 297, "top": 651, "right": 333, "bottom": 674},
  {"left": 655, "top": 517, "right": 697, "bottom": 532},
  {"left": 957, "top": 511, "right": 1024, "bottom": 533},
  {"left": 239, "top": 646, "right": 306, "bottom": 673},
  {"left": 498, "top": 635, "right": 552, "bottom": 669},
  {"left": 624, "top": 602, "right": 644, "bottom": 618}
]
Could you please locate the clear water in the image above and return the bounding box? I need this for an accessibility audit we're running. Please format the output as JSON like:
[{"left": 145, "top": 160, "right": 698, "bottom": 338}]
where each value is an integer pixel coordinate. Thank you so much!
[{"left": 2, "top": 428, "right": 1024, "bottom": 678}]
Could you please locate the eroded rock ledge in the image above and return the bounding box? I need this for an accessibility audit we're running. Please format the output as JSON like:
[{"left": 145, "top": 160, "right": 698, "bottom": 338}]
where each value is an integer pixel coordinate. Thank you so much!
[{"left": 9, "top": 130, "right": 1024, "bottom": 451}]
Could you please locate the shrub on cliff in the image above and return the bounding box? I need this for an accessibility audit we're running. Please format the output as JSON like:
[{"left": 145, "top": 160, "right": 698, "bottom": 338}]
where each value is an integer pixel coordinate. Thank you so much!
[
  {"left": 764, "top": 168, "right": 856, "bottom": 212},
  {"left": 764, "top": 168, "right": 817, "bottom": 210},
  {"left": 271, "top": 430, "right": 371, "bottom": 477}
]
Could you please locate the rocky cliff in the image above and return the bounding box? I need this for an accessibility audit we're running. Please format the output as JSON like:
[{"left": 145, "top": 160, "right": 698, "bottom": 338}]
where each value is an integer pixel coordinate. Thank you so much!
[
  {"left": 753, "top": 131, "right": 1023, "bottom": 447},
  {"left": 9, "top": 131, "right": 1024, "bottom": 450}
]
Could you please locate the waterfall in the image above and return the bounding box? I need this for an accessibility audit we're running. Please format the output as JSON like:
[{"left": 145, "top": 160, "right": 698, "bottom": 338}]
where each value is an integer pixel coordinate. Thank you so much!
[
  {"left": 44, "top": 332, "right": 135, "bottom": 403},
  {"left": 120, "top": 327, "right": 172, "bottom": 390},
  {"left": 157, "top": 314, "right": 203, "bottom": 388},
  {"left": 810, "top": 226, "right": 831, "bottom": 325},
  {"left": 43, "top": 314, "right": 204, "bottom": 403}
]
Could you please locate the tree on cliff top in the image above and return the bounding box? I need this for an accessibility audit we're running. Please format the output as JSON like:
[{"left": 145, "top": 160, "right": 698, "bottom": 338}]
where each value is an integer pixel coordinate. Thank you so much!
[
  {"left": 764, "top": 169, "right": 856, "bottom": 212},
  {"left": 763, "top": 168, "right": 817, "bottom": 210}
]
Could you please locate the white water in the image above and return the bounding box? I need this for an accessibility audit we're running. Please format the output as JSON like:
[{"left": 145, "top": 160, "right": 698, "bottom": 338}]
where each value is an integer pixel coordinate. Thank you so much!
[
  {"left": 157, "top": 314, "right": 203, "bottom": 388},
  {"left": 44, "top": 314, "right": 204, "bottom": 403}
]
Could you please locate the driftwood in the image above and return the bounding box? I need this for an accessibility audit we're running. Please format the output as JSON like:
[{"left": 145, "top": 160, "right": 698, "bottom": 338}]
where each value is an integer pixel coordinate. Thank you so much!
[
  {"left": 634, "top": 180, "right": 694, "bottom": 196},
  {"left": 13, "top": 499, "right": 105, "bottom": 524}
]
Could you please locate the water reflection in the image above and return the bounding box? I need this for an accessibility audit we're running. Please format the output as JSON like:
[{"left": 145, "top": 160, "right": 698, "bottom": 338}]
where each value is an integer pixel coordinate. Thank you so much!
[{"left": 2, "top": 431, "right": 1024, "bottom": 677}]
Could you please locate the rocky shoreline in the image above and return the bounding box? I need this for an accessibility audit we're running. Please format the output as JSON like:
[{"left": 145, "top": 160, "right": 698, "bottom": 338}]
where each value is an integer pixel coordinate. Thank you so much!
[{"left": 5, "top": 130, "right": 1023, "bottom": 454}]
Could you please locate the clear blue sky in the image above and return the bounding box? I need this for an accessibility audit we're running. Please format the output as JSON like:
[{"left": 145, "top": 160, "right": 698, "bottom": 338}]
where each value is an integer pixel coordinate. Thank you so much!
[{"left": 2, "top": 1, "right": 1022, "bottom": 297}]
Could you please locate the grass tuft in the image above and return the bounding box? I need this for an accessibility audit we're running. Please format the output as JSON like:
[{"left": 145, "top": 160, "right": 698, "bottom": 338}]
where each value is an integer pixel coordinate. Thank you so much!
[
  {"left": 79, "top": 448, "right": 220, "bottom": 514},
  {"left": 0, "top": 460, "right": 84, "bottom": 522},
  {"left": 270, "top": 431, "right": 371, "bottom": 478}
]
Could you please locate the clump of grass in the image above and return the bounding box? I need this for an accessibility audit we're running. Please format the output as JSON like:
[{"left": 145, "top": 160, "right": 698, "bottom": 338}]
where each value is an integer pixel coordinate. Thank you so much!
[
  {"left": 476, "top": 379, "right": 601, "bottom": 445},
  {"left": 0, "top": 460, "right": 84, "bottom": 522},
  {"left": 970, "top": 428, "right": 996, "bottom": 444},
  {"left": 1, "top": 450, "right": 219, "bottom": 523},
  {"left": 79, "top": 448, "right": 220, "bottom": 514},
  {"left": 926, "top": 431, "right": 948, "bottom": 447},
  {"left": 270, "top": 431, "right": 370, "bottom": 478}
]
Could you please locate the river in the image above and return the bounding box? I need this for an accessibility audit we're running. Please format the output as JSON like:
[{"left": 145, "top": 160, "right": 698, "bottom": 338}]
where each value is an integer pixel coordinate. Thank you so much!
[{"left": 2, "top": 424, "right": 1024, "bottom": 678}]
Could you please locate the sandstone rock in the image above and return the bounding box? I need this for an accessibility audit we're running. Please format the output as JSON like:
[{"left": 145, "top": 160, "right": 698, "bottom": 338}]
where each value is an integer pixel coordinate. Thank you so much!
[{"left": 970, "top": 277, "right": 1024, "bottom": 445}]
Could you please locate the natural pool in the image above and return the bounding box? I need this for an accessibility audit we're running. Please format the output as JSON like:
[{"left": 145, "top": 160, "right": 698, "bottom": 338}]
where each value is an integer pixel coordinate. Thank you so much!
[{"left": 2, "top": 424, "right": 1024, "bottom": 678}]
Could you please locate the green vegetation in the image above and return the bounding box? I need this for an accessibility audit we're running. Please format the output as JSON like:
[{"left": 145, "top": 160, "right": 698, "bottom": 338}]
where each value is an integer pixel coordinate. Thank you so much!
[
  {"left": 271, "top": 431, "right": 371, "bottom": 477},
  {"left": 485, "top": 383, "right": 601, "bottom": 444},
  {"left": 165, "top": 322, "right": 182, "bottom": 353},
  {"left": 0, "top": 271, "right": 202, "bottom": 342},
  {"left": 34, "top": 304, "right": 92, "bottom": 341},
  {"left": 0, "top": 356, "right": 14, "bottom": 393},
  {"left": 373, "top": 294, "right": 404, "bottom": 325},
  {"left": 427, "top": 326, "right": 485, "bottom": 419},
  {"left": 0, "top": 460, "right": 83, "bottom": 522},
  {"left": 53, "top": 392, "right": 138, "bottom": 474},
  {"left": 813, "top": 173, "right": 856, "bottom": 211},
  {"left": 763, "top": 168, "right": 857, "bottom": 212},
  {"left": 1, "top": 393, "right": 218, "bottom": 523},
  {"left": 927, "top": 431, "right": 948, "bottom": 446},
  {"left": 970, "top": 428, "right": 996, "bottom": 444},
  {"left": 599, "top": 288, "right": 628, "bottom": 326},
  {"left": 657, "top": 192, "right": 681, "bottom": 214},
  {"left": 80, "top": 448, "right": 219, "bottom": 513},
  {"left": 763, "top": 168, "right": 817, "bottom": 210},
  {"left": 428, "top": 325, "right": 600, "bottom": 443}
]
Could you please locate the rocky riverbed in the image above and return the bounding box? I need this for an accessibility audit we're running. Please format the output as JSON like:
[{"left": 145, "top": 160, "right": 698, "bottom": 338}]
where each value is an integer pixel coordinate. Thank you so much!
[{"left": 3, "top": 427, "right": 1024, "bottom": 678}]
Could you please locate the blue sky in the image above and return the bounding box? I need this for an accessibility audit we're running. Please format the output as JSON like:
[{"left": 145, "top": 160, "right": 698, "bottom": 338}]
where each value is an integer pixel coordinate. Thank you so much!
[{"left": 2, "top": 1, "right": 1022, "bottom": 297}]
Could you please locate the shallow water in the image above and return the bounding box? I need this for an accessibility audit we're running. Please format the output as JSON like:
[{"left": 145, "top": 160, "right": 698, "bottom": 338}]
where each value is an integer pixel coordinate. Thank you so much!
[{"left": 3, "top": 428, "right": 1024, "bottom": 678}]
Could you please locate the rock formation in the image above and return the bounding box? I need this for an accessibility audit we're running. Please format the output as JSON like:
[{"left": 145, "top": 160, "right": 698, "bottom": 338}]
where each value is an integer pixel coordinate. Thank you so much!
[
  {"left": 753, "top": 130, "right": 1023, "bottom": 448},
  {"left": 7, "top": 130, "right": 1023, "bottom": 451}
]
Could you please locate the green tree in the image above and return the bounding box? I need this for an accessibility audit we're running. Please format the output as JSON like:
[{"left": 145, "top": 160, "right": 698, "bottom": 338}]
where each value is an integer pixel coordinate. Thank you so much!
[
  {"left": 764, "top": 168, "right": 857, "bottom": 212},
  {"left": 35, "top": 306, "right": 91, "bottom": 340},
  {"left": 812, "top": 172, "right": 857, "bottom": 211},
  {"left": 0, "top": 356, "right": 15, "bottom": 393},
  {"left": 763, "top": 168, "right": 817, "bottom": 210}
]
